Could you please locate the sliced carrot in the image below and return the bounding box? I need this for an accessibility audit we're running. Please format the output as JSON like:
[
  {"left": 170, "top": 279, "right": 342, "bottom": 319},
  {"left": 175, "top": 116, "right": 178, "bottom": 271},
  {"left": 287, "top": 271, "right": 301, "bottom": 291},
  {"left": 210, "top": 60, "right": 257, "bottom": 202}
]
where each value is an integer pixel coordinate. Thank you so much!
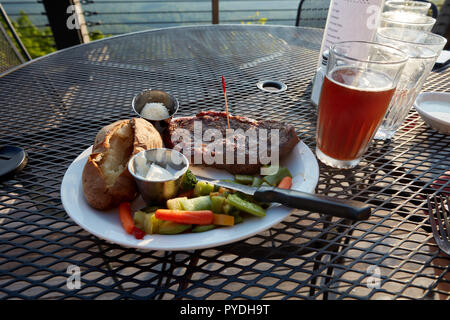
[
  {"left": 277, "top": 176, "right": 292, "bottom": 189},
  {"left": 178, "top": 189, "right": 194, "bottom": 198},
  {"left": 119, "top": 202, "right": 135, "bottom": 234},
  {"left": 155, "top": 209, "right": 214, "bottom": 225},
  {"left": 213, "top": 213, "right": 234, "bottom": 226}
]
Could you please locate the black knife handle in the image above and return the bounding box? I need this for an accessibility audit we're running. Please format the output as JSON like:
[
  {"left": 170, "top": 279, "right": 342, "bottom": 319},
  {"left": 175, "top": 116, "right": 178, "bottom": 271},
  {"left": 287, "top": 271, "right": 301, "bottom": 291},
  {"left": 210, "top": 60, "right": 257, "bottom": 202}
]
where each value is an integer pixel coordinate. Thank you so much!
[{"left": 253, "top": 186, "right": 371, "bottom": 221}]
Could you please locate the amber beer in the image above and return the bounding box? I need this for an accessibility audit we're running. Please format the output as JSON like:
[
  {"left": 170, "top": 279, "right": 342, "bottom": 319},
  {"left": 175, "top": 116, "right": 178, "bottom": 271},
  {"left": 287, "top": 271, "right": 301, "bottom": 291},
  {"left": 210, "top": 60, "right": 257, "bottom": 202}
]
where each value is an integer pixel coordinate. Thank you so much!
[
  {"left": 315, "top": 41, "right": 407, "bottom": 168},
  {"left": 317, "top": 67, "right": 396, "bottom": 161}
]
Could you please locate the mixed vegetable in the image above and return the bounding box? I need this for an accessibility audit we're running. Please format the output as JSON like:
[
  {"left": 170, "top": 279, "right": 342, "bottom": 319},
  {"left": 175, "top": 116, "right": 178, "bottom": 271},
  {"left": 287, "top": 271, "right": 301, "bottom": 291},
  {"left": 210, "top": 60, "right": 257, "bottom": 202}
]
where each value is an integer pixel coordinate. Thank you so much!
[{"left": 119, "top": 166, "right": 293, "bottom": 238}]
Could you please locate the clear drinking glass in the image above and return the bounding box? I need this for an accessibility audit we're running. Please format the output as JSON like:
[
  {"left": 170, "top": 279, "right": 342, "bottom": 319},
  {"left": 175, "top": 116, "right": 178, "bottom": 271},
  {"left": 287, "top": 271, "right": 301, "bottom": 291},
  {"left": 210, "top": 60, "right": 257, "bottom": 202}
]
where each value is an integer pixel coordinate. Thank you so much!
[
  {"left": 374, "top": 28, "right": 447, "bottom": 140},
  {"left": 379, "top": 11, "right": 436, "bottom": 31},
  {"left": 383, "top": 0, "right": 431, "bottom": 16},
  {"left": 316, "top": 41, "right": 408, "bottom": 169}
]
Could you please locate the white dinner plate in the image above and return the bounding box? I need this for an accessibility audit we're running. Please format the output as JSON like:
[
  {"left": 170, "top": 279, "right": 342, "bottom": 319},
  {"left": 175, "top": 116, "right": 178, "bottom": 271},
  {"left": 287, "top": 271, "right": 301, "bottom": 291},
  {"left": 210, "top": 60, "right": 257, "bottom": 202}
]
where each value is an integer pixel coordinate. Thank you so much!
[{"left": 60, "top": 141, "right": 319, "bottom": 251}]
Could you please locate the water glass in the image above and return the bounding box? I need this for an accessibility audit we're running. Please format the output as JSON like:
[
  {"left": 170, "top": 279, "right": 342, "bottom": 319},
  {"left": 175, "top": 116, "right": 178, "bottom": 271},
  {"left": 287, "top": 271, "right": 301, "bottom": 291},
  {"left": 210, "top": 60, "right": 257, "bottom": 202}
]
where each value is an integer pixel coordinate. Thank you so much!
[
  {"left": 374, "top": 28, "right": 447, "bottom": 140},
  {"left": 384, "top": 0, "right": 431, "bottom": 16},
  {"left": 379, "top": 11, "right": 435, "bottom": 31},
  {"left": 316, "top": 41, "right": 408, "bottom": 169}
]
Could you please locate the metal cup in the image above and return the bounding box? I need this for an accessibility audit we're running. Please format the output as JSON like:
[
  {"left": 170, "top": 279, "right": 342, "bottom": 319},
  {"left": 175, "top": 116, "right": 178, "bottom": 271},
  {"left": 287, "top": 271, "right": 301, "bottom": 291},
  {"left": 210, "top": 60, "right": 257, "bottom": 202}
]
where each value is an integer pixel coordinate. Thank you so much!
[
  {"left": 131, "top": 89, "right": 179, "bottom": 133},
  {"left": 128, "top": 148, "right": 189, "bottom": 205}
]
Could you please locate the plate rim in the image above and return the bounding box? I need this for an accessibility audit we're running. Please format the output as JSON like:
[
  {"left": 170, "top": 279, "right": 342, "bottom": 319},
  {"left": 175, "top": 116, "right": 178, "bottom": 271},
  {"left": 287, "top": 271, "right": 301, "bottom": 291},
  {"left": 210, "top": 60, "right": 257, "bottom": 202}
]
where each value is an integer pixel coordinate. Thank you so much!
[
  {"left": 415, "top": 92, "right": 450, "bottom": 134},
  {"left": 415, "top": 92, "right": 450, "bottom": 123},
  {"left": 60, "top": 141, "right": 319, "bottom": 251}
]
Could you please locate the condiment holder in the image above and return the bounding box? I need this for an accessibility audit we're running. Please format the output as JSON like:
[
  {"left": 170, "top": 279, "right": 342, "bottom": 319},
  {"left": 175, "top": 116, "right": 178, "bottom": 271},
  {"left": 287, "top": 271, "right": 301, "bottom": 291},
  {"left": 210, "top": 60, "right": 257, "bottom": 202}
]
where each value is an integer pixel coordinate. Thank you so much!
[
  {"left": 0, "top": 146, "right": 28, "bottom": 181},
  {"left": 132, "top": 89, "right": 179, "bottom": 133},
  {"left": 128, "top": 148, "right": 189, "bottom": 205}
]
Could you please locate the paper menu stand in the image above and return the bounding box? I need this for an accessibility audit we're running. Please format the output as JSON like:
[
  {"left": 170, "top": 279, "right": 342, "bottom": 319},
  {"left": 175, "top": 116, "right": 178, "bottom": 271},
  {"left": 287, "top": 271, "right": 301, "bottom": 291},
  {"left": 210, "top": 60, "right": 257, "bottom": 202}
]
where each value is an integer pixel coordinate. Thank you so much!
[
  {"left": 310, "top": 0, "right": 386, "bottom": 106},
  {"left": 317, "top": 0, "right": 386, "bottom": 68}
]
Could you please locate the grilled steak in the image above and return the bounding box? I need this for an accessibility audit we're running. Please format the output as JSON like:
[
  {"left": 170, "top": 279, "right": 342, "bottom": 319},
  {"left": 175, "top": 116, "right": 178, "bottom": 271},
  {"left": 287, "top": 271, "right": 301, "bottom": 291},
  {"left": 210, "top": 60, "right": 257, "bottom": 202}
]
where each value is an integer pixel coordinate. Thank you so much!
[{"left": 165, "top": 111, "right": 300, "bottom": 174}]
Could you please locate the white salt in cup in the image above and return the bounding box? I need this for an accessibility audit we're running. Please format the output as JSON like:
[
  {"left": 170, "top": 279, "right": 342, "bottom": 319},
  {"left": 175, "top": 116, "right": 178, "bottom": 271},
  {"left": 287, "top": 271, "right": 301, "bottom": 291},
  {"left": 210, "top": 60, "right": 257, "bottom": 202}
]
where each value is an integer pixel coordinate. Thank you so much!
[{"left": 132, "top": 89, "right": 179, "bottom": 133}]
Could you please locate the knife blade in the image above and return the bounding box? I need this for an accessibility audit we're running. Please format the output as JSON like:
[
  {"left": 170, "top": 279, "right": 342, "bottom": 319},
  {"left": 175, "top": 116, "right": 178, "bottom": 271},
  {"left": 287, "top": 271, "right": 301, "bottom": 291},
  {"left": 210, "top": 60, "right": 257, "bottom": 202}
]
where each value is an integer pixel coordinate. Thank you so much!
[{"left": 196, "top": 176, "right": 371, "bottom": 221}]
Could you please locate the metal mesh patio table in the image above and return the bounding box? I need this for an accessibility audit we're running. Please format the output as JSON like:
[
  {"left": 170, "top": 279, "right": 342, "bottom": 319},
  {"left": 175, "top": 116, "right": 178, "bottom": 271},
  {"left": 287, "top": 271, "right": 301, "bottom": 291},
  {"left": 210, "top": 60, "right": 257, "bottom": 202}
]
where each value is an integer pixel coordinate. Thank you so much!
[{"left": 0, "top": 25, "right": 448, "bottom": 300}]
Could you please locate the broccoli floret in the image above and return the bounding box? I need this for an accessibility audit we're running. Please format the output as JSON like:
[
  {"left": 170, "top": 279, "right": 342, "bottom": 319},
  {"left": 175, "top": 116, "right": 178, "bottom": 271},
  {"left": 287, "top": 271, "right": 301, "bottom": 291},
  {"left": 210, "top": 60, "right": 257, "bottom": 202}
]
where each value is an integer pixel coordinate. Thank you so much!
[{"left": 182, "top": 169, "right": 198, "bottom": 191}]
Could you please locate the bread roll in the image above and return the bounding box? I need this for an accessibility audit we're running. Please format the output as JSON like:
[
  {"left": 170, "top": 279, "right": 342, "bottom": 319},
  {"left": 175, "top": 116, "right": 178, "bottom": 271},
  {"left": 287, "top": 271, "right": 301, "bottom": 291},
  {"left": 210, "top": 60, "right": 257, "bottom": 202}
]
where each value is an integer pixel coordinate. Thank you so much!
[{"left": 82, "top": 118, "right": 163, "bottom": 210}]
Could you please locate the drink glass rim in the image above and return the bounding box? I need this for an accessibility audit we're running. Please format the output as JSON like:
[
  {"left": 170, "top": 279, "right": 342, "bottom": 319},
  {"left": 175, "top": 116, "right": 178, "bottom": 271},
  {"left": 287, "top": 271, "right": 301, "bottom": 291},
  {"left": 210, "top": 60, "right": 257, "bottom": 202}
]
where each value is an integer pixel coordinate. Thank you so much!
[
  {"left": 384, "top": 0, "right": 431, "bottom": 9},
  {"left": 330, "top": 41, "right": 409, "bottom": 65},
  {"left": 381, "top": 11, "right": 436, "bottom": 25},
  {"left": 376, "top": 27, "right": 447, "bottom": 57}
]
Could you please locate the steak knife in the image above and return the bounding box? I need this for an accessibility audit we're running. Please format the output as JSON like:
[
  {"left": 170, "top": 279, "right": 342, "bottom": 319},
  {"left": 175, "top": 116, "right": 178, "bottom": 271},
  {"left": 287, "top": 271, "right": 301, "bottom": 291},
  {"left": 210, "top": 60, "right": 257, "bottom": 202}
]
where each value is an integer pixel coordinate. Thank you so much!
[{"left": 196, "top": 176, "right": 371, "bottom": 221}]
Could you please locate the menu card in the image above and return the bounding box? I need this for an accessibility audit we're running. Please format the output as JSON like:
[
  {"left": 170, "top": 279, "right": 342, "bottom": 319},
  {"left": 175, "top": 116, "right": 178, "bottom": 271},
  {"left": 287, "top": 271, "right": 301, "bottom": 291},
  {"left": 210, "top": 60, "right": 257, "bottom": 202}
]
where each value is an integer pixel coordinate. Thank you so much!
[{"left": 318, "top": 0, "right": 386, "bottom": 66}]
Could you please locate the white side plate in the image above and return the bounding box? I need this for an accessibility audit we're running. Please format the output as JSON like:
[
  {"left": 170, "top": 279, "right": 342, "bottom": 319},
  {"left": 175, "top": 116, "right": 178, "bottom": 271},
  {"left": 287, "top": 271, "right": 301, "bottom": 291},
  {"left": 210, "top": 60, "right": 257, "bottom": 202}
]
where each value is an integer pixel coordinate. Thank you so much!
[
  {"left": 415, "top": 92, "right": 450, "bottom": 135},
  {"left": 60, "top": 141, "right": 319, "bottom": 251}
]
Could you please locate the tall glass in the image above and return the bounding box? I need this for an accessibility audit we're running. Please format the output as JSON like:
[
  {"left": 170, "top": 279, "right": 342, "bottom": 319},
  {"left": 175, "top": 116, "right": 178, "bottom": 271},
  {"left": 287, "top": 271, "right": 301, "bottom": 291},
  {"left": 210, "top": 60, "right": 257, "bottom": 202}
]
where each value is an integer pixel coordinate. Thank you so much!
[
  {"left": 316, "top": 41, "right": 408, "bottom": 169},
  {"left": 374, "top": 28, "right": 447, "bottom": 140},
  {"left": 379, "top": 11, "right": 435, "bottom": 31},
  {"left": 383, "top": 1, "right": 431, "bottom": 16}
]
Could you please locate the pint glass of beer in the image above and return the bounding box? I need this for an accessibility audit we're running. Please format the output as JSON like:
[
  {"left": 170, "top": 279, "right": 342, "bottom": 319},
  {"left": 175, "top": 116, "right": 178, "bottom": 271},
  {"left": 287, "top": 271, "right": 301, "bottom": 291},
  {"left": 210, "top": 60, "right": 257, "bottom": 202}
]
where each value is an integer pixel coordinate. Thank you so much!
[{"left": 316, "top": 41, "right": 408, "bottom": 169}]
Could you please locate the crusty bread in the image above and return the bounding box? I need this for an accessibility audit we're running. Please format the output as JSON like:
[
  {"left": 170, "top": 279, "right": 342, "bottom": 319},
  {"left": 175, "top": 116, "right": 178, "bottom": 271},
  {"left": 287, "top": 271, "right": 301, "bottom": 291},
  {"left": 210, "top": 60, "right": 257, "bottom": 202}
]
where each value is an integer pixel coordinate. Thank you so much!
[{"left": 82, "top": 118, "right": 163, "bottom": 210}]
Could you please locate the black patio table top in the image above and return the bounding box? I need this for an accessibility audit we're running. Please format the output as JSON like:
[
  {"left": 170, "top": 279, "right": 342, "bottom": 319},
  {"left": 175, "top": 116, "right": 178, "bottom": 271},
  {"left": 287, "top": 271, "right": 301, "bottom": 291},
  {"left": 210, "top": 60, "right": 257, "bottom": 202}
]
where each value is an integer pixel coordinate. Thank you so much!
[{"left": 0, "top": 25, "right": 449, "bottom": 300}]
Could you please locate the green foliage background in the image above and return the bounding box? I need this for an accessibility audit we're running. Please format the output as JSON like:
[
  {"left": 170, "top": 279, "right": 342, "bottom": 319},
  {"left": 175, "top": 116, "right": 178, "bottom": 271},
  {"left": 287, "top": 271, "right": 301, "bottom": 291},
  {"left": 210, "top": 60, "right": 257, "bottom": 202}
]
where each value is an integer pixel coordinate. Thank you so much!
[
  {"left": 12, "top": 11, "right": 56, "bottom": 59},
  {"left": 3, "top": 0, "right": 446, "bottom": 59},
  {"left": 6, "top": 11, "right": 106, "bottom": 59}
]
